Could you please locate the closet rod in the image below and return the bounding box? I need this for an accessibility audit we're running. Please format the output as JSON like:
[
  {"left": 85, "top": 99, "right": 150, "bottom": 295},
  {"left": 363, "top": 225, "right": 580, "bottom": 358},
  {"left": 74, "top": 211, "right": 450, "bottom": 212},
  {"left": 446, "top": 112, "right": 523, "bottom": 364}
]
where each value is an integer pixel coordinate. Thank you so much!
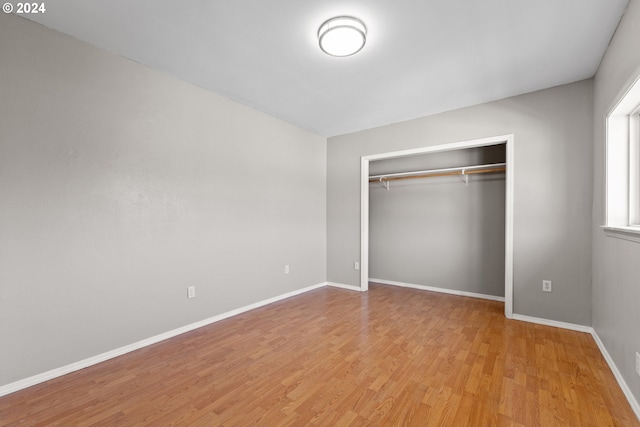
[{"left": 369, "top": 162, "right": 506, "bottom": 183}]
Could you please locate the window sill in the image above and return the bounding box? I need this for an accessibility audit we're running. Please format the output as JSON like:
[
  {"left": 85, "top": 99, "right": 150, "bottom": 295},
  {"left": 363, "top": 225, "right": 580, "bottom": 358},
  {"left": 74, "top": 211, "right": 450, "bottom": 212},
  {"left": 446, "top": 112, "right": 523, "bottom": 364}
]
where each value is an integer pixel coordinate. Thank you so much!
[{"left": 602, "top": 225, "right": 640, "bottom": 243}]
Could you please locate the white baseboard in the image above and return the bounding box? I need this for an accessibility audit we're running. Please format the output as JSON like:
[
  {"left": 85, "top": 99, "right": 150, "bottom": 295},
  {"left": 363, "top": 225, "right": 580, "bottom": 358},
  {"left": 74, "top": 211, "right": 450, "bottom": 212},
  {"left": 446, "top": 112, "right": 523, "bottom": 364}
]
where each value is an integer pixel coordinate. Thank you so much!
[
  {"left": 0, "top": 282, "right": 327, "bottom": 398},
  {"left": 370, "top": 278, "right": 505, "bottom": 302},
  {"left": 327, "top": 282, "right": 363, "bottom": 292},
  {"left": 510, "top": 313, "right": 593, "bottom": 333},
  {"left": 591, "top": 330, "right": 640, "bottom": 421},
  {"left": 3, "top": 281, "right": 639, "bottom": 423}
]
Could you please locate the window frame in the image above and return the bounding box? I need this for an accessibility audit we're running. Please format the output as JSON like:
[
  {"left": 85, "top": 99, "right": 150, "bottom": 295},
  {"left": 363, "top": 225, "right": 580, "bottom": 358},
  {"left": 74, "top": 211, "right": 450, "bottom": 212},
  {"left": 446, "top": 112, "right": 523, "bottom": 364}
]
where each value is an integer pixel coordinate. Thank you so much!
[
  {"left": 629, "top": 106, "right": 640, "bottom": 226},
  {"left": 603, "top": 73, "right": 640, "bottom": 242}
]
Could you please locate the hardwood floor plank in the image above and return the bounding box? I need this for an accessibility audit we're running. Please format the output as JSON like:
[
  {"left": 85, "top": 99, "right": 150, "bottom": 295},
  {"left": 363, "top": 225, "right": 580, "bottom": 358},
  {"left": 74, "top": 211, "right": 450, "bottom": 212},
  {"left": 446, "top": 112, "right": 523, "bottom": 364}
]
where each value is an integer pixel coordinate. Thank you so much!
[{"left": 1, "top": 283, "right": 638, "bottom": 426}]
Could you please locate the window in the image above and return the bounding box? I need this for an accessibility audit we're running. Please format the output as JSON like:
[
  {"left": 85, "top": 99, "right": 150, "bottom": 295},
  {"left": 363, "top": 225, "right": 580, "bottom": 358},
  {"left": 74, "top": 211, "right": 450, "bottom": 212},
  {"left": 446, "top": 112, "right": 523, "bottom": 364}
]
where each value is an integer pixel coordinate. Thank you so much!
[
  {"left": 604, "top": 73, "right": 640, "bottom": 241},
  {"left": 630, "top": 106, "right": 640, "bottom": 225}
]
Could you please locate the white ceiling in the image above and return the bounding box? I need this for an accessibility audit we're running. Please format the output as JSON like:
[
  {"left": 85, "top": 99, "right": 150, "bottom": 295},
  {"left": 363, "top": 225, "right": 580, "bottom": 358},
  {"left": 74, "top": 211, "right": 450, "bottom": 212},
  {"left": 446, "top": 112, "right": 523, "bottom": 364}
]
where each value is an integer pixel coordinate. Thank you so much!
[{"left": 20, "top": 0, "right": 629, "bottom": 137}]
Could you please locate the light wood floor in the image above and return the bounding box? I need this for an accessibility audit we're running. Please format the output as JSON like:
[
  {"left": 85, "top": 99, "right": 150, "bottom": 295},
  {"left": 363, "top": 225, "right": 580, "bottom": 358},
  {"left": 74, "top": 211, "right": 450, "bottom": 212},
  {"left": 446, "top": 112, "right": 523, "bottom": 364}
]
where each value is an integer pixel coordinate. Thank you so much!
[{"left": 1, "top": 283, "right": 638, "bottom": 426}]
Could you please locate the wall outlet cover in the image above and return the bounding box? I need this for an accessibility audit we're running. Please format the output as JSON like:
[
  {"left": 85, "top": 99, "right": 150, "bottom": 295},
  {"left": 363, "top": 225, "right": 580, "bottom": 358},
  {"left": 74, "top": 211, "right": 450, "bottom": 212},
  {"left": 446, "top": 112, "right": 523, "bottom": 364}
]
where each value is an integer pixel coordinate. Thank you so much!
[
  {"left": 542, "top": 280, "right": 552, "bottom": 292},
  {"left": 636, "top": 352, "right": 640, "bottom": 376}
]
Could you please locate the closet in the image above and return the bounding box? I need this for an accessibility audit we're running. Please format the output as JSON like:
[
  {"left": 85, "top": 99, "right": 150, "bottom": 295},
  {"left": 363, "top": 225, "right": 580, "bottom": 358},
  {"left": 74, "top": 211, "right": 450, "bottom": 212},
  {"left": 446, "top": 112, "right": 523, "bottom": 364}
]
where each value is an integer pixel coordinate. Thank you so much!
[{"left": 368, "top": 144, "right": 506, "bottom": 299}]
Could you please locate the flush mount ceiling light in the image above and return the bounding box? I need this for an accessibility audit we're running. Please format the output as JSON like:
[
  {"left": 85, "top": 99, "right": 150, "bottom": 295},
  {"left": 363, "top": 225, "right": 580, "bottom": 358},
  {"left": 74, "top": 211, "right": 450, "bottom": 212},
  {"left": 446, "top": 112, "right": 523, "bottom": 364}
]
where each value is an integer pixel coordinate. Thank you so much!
[{"left": 318, "top": 16, "right": 367, "bottom": 57}]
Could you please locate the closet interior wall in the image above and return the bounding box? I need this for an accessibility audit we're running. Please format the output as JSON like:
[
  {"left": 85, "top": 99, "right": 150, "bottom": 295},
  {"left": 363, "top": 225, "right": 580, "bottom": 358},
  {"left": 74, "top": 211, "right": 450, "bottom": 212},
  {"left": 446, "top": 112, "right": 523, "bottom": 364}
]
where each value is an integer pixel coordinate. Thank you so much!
[{"left": 369, "top": 144, "right": 506, "bottom": 298}]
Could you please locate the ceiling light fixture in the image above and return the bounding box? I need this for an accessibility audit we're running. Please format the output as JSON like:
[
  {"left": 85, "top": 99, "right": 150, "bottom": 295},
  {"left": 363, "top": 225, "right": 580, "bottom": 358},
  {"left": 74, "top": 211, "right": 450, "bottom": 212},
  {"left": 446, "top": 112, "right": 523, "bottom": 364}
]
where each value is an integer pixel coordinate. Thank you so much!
[{"left": 318, "top": 16, "right": 367, "bottom": 57}]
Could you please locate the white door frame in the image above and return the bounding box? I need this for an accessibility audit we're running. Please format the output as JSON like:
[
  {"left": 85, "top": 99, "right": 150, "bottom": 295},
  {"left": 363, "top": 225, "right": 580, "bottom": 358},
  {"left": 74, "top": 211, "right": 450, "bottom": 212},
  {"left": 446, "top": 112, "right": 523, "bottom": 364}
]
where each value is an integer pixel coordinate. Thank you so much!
[{"left": 360, "top": 134, "right": 514, "bottom": 318}]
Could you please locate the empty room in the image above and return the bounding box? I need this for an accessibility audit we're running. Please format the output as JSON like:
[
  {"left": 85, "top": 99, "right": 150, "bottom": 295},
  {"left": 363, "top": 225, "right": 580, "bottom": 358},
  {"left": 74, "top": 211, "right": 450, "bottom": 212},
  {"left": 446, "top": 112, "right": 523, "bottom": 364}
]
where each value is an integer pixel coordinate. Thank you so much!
[{"left": 1, "top": 1, "right": 640, "bottom": 426}]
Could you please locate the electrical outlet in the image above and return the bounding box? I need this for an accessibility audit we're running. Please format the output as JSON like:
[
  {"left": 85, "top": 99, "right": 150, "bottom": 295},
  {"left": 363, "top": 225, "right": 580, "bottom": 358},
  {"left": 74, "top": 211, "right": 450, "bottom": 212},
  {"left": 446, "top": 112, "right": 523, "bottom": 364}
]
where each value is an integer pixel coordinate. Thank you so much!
[
  {"left": 187, "top": 286, "right": 196, "bottom": 299},
  {"left": 636, "top": 352, "right": 640, "bottom": 376},
  {"left": 284, "top": 265, "right": 290, "bottom": 274},
  {"left": 354, "top": 262, "right": 360, "bottom": 270},
  {"left": 542, "top": 280, "right": 552, "bottom": 292}
]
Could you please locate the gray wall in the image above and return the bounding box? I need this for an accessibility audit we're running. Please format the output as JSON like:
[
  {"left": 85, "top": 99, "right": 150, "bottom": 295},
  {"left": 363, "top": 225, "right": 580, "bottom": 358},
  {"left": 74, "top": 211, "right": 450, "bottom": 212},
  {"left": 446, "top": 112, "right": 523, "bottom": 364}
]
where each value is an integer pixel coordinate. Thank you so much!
[
  {"left": 369, "top": 146, "right": 506, "bottom": 297},
  {"left": 328, "top": 79, "right": 593, "bottom": 325},
  {"left": 0, "top": 14, "right": 326, "bottom": 386},
  {"left": 592, "top": 0, "right": 640, "bottom": 405}
]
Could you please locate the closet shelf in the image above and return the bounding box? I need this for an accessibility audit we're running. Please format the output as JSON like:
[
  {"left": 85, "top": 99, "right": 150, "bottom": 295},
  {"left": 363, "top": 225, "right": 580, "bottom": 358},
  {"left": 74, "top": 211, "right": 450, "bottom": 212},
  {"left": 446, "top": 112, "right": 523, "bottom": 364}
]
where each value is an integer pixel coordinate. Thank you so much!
[{"left": 369, "top": 162, "right": 506, "bottom": 189}]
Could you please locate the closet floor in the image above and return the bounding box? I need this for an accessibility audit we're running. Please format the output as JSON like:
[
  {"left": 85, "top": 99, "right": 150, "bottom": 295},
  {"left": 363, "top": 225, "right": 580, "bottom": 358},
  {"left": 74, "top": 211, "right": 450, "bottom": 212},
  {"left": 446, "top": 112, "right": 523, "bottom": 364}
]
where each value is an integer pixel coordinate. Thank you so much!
[{"left": 1, "top": 283, "right": 637, "bottom": 426}]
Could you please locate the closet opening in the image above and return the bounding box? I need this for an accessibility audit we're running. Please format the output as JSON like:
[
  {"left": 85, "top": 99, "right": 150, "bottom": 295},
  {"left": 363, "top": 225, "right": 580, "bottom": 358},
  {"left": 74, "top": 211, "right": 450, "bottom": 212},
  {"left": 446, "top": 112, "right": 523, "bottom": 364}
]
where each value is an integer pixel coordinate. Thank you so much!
[{"left": 360, "top": 135, "right": 514, "bottom": 318}]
